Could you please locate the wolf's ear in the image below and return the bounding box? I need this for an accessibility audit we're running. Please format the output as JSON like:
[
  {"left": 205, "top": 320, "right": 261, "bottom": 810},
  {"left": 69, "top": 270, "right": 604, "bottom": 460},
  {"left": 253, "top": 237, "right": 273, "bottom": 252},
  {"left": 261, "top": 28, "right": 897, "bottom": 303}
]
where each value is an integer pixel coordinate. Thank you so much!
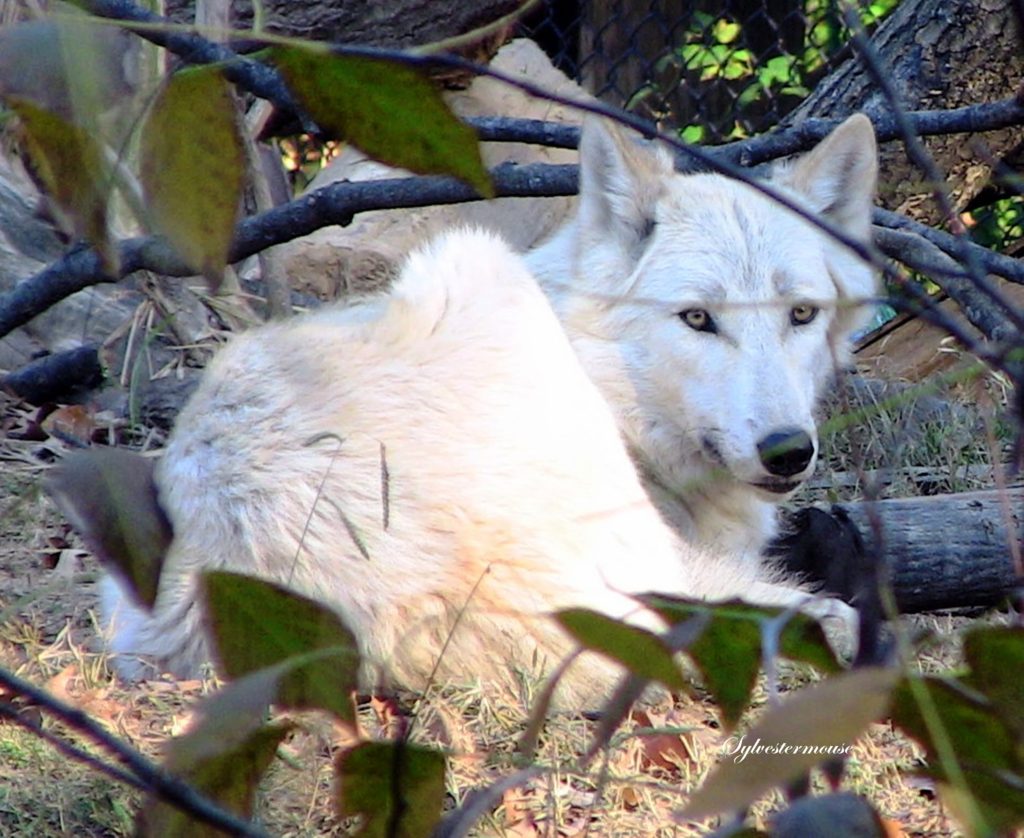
[
  {"left": 577, "top": 118, "right": 674, "bottom": 254},
  {"left": 779, "top": 114, "right": 878, "bottom": 240}
]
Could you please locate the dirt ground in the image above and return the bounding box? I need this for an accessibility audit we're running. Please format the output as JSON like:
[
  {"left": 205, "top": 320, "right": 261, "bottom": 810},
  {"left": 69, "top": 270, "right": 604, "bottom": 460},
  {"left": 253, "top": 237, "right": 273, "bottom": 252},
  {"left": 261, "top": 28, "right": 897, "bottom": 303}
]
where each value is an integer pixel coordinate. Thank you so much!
[{"left": 0, "top": 391, "right": 984, "bottom": 837}]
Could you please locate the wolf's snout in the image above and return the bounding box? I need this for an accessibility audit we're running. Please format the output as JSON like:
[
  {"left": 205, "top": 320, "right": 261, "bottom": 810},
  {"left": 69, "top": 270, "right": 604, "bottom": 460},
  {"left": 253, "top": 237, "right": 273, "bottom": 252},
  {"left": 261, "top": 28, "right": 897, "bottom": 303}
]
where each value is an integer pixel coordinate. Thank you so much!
[{"left": 757, "top": 429, "right": 815, "bottom": 478}]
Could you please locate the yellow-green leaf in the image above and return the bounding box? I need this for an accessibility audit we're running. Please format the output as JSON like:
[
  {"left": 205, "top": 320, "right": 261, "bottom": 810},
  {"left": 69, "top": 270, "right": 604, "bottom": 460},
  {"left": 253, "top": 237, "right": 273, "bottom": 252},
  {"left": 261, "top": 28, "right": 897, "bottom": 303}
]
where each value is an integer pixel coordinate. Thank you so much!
[
  {"left": 336, "top": 741, "right": 447, "bottom": 838},
  {"left": 272, "top": 46, "right": 492, "bottom": 197},
  {"left": 9, "top": 99, "right": 116, "bottom": 270},
  {"left": 138, "top": 721, "right": 290, "bottom": 836},
  {"left": 47, "top": 448, "right": 172, "bottom": 609},
  {"left": 556, "top": 608, "right": 686, "bottom": 691},
  {"left": 202, "top": 571, "right": 361, "bottom": 725},
  {"left": 140, "top": 66, "right": 244, "bottom": 287}
]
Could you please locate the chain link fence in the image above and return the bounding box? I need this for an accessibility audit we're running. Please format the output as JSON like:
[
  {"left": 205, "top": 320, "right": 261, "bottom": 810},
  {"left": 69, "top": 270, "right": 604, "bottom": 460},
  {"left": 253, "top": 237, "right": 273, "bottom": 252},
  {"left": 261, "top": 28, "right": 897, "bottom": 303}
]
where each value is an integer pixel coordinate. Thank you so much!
[{"left": 519, "top": 0, "right": 898, "bottom": 143}]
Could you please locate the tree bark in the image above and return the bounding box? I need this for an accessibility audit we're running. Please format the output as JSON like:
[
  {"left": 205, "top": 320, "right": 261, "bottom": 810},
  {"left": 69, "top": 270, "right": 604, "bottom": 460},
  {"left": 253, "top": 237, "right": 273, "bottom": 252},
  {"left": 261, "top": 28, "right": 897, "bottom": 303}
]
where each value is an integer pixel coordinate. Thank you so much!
[
  {"left": 784, "top": 0, "right": 1024, "bottom": 223},
  {"left": 164, "top": 0, "right": 521, "bottom": 52},
  {"left": 837, "top": 489, "right": 1023, "bottom": 613}
]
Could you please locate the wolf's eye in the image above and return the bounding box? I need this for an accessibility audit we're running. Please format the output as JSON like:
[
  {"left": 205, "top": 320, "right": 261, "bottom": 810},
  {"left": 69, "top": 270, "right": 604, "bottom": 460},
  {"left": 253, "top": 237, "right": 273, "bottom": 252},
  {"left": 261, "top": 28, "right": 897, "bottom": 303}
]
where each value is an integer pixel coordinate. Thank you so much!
[
  {"left": 679, "top": 308, "right": 717, "bottom": 334},
  {"left": 790, "top": 304, "right": 819, "bottom": 326}
]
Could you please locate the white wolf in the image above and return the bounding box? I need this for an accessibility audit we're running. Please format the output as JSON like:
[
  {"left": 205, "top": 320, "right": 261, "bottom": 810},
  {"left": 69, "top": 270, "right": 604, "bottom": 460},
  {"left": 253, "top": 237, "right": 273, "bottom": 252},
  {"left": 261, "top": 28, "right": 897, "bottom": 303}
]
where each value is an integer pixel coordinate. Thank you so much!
[
  {"left": 99, "top": 115, "right": 876, "bottom": 705},
  {"left": 526, "top": 114, "right": 878, "bottom": 564},
  {"left": 99, "top": 229, "right": 843, "bottom": 706}
]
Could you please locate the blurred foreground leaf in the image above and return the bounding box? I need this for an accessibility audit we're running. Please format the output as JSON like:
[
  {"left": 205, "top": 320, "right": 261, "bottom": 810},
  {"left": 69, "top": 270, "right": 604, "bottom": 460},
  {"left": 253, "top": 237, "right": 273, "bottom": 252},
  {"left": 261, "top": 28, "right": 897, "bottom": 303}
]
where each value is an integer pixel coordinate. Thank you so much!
[
  {"left": 683, "top": 667, "right": 897, "bottom": 820},
  {"left": 556, "top": 607, "right": 687, "bottom": 691},
  {"left": 140, "top": 65, "right": 244, "bottom": 287},
  {"left": 640, "top": 595, "right": 840, "bottom": 729},
  {"left": 336, "top": 741, "right": 446, "bottom": 837},
  {"left": 202, "top": 571, "right": 360, "bottom": 725},
  {"left": 8, "top": 99, "right": 117, "bottom": 270},
  {"left": 272, "top": 45, "right": 492, "bottom": 197},
  {"left": 47, "top": 447, "right": 171, "bottom": 608},
  {"left": 138, "top": 719, "right": 289, "bottom": 837}
]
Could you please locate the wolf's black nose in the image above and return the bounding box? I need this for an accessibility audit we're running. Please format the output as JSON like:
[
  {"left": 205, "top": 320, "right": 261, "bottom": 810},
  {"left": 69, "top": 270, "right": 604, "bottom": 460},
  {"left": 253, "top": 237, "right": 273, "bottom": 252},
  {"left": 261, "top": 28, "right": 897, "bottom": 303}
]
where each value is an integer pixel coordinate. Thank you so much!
[{"left": 757, "top": 429, "right": 815, "bottom": 477}]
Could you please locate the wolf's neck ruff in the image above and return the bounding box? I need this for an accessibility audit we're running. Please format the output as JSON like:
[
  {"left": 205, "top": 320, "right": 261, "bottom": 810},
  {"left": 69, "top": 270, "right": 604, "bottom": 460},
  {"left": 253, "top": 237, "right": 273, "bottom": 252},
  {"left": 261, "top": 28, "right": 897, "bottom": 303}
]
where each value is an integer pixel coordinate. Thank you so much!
[{"left": 526, "top": 114, "right": 878, "bottom": 567}]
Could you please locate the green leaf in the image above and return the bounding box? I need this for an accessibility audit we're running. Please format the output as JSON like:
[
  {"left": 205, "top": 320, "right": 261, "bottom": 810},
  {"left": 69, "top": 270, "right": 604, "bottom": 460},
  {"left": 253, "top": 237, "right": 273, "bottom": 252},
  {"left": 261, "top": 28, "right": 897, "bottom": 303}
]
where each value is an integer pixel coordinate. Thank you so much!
[
  {"left": 140, "top": 650, "right": 294, "bottom": 833},
  {"left": 555, "top": 608, "right": 687, "bottom": 691},
  {"left": 962, "top": 625, "right": 1024, "bottom": 738},
  {"left": 8, "top": 99, "right": 116, "bottom": 270},
  {"left": 138, "top": 721, "right": 290, "bottom": 836},
  {"left": 638, "top": 595, "right": 839, "bottom": 730},
  {"left": 889, "top": 673, "right": 1024, "bottom": 834},
  {"left": 336, "top": 741, "right": 447, "bottom": 838},
  {"left": 140, "top": 65, "right": 244, "bottom": 288},
  {"left": 722, "top": 55, "right": 753, "bottom": 80},
  {"left": 679, "top": 124, "right": 705, "bottom": 144},
  {"left": 684, "top": 667, "right": 898, "bottom": 820},
  {"left": 47, "top": 448, "right": 172, "bottom": 609},
  {"left": 272, "top": 46, "right": 492, "bottom": 197},
  {"left": 713, "top": 20, "right": 742, "bottom": 44},
  {"left": 201, "top": 571, "right": 360, "bottom": 724},
  {"left": 890, "top": 675, "right": 1017, "bottom": 772}
]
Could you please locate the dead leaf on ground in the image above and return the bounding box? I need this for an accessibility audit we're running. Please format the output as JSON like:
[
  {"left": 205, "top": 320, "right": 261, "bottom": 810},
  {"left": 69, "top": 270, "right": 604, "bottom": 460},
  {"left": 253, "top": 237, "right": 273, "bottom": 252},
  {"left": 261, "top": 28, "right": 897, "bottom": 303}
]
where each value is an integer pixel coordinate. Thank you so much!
[
  {"left": 40, "top": 405, "right": 95, "bottom": 446},
  {"left": 44, "top": 663, "right": 130, "bottom": 726},
  {"left": 631, "top": 704, "right": 723, "bottom": 774},
  {"left": 503, "top": 785, "right": 537, "bottom": 829}
]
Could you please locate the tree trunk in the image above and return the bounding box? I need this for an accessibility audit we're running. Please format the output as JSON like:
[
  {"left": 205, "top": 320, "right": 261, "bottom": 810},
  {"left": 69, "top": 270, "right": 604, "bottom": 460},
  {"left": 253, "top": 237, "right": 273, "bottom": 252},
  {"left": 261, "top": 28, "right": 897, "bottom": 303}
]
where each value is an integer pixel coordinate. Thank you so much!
[
  {"left": 165, "top": 0, "right": 521, "bottom": 53},
  {"left": 784, "top": 0, "right": 1024, "bottom": 222}
]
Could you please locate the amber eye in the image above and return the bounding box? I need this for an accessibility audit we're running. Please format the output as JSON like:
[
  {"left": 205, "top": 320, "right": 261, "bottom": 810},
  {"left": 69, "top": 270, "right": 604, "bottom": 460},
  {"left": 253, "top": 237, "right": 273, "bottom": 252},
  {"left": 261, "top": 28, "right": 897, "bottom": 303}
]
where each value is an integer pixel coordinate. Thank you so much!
[
  {"left": 790, "top": 303, "right": 819, "bottom": 326},
  {"left": 679, "top": 308, "right": 717, "bottom": 334}
]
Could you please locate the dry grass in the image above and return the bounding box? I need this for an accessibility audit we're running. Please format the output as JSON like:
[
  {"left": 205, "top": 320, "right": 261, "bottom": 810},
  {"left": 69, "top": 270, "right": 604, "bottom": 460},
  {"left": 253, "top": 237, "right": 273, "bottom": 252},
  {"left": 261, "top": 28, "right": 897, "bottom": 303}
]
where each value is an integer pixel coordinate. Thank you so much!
[{"left": 0, "top": 376, "right": 1010, "bottom": 836}]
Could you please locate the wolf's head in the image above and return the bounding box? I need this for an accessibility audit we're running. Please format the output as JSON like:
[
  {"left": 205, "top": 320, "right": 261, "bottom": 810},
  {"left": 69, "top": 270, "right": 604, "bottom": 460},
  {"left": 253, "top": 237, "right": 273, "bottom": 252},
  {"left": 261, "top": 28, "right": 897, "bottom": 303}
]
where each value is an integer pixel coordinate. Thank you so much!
[{"left": 530, "top": 115, "right": 878, "bottom": 506}]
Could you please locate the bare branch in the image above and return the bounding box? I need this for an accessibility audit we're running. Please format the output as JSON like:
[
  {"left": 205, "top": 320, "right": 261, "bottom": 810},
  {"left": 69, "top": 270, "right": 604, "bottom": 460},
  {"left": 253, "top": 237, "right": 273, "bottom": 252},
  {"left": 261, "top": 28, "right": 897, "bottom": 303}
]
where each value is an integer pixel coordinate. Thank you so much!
[
  {"left": 0, "top": 665, "right": 270, "bottom": 837},
  {"left": 875, "top": 208, "right": 1024, "bottom": 288},
  {"left": 719, "top": 97, "right": 1024, "bottom": 167},
  {"left": 0, "top": 162, "right": 575, "bottom": 339},
  {"left": 874, "top": 228, "right": 1019, "bottom": 343}
]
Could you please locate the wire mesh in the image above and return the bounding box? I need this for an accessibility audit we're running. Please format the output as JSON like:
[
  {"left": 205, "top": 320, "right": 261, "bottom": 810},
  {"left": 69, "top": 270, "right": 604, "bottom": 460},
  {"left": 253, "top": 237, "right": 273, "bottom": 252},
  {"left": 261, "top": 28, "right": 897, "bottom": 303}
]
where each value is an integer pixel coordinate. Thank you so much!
[{"left": 518, "top": 0, "right": 898, "bottom": 143}]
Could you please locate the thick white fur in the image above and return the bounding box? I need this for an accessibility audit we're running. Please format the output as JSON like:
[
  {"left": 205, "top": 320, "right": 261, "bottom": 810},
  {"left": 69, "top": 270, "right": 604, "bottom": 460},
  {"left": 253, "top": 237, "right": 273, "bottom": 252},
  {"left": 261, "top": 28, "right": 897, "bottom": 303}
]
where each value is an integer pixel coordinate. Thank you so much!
[
  {"left": 100, "top": 229, "right": 849, "bottom": 706},
  {"left": 526, "top": 114, "right": 879, "bottom": 563}
]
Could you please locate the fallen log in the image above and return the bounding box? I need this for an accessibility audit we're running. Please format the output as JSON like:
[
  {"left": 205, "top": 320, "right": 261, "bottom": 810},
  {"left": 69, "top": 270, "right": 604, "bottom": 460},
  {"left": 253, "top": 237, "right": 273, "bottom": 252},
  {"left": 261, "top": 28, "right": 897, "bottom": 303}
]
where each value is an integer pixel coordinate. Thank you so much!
[
  {"left": 1, "top": 346, "right": 104, "bottom": 405},
  {"left": 830, "top": 488, "right": 1023, "bottom": 613}
]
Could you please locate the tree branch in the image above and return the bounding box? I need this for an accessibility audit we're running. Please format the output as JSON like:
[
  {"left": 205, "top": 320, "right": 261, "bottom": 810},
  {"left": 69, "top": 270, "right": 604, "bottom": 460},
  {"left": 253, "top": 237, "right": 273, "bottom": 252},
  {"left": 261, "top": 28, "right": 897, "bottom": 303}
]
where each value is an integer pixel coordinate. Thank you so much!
[
  {"left": 719, "top": 96, "right": 1024, "bottom": 167},
  {"left": 0, "top": 163, "right": 576, "bottom": 339},
  {"left": 874, "top": 228, "right": 1019, "bottom": 343},
  {"left": 0, "top": 665, "right": 269, "bottom": 837},
  {"left": 875, "top": 207, "right": 1024, "bottom": 287},
  {"left": 841, "top": 6, "right": 1024, "bottom": 348},
  {"left": 0, "top": 700, "right": 148, "bottom": 792},
  {"left": 71, "top": 0, "right": 315, "bottom": 132}
]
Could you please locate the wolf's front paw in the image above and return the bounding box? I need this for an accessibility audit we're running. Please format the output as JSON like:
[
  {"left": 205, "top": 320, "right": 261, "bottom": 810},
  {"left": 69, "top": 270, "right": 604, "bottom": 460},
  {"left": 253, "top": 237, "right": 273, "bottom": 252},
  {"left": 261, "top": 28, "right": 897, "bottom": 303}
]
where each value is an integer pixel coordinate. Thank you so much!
[{"left": 804, "top": 596, "right": 859, "bottom": 660}]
